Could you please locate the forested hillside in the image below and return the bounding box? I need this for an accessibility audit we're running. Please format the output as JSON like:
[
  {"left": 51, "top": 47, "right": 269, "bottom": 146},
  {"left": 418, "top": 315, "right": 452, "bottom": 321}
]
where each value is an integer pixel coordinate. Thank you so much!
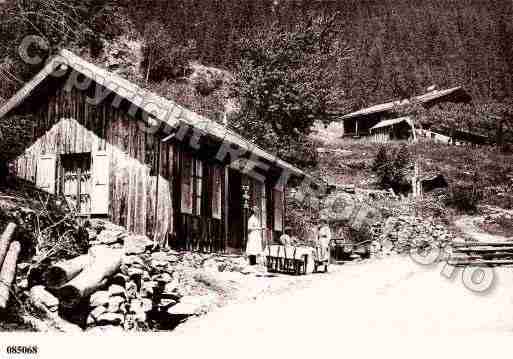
[
  {"left": 2, "top": 0, "right": 513, "bottom": 106},
  {"left": 115, "top": 0, "right": 513, "bottom": 108},
  {"left": 1, "top": 0, "right": 513, "bottom": 166}
]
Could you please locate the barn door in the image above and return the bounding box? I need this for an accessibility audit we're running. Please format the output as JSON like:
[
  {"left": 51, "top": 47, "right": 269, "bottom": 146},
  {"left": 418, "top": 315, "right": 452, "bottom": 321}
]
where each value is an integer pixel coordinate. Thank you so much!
[
  {"left": 36, "top": 155, "right": 57, "bottom": 194},
  {"left": 91, "top": 151, "right": 110, "bottom": 215}
]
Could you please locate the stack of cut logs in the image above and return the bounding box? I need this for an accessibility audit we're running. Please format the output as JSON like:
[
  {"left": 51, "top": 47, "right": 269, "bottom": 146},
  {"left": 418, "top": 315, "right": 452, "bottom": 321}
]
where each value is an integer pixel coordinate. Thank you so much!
[
  {"left": 448, "top": 241, "right": 513, "bottom": 266},
  {"left": 0, "top": 223, "right": 21, "bottom": 309},
  {"left": 1, "top": 217, "right": 259, "bottom": 332},
  {"left": 27, "top": 245, "right": 220, "bottom": 332}
]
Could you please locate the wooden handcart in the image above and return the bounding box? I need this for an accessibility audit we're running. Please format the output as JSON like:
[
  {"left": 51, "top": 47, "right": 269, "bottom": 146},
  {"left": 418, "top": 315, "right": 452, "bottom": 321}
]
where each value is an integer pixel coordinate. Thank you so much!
[{"left": 266, "top": 245, "right": 308, "bottom": 275}]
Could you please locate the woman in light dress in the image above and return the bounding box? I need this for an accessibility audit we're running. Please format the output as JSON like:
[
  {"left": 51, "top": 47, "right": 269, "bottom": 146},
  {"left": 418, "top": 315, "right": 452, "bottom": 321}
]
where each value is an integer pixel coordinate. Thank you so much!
[
  {"left": 318, "top": 218, "right": 332, "bottom": 262},
  {"left": 246, "top": 206, "right": 264, "bottom": 265}
]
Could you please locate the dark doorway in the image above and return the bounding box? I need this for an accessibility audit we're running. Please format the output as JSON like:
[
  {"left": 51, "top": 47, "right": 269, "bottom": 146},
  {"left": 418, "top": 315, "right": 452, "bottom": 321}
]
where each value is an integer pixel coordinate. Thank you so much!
[{"left": 227, "top": 168, "right": 244, "bottom": 252}]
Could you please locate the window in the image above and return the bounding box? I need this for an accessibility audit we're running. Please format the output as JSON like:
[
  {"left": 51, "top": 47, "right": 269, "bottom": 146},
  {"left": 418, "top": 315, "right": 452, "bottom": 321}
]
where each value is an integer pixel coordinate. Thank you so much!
[
  {"left": 193, "top": 158, "right": 203, "bottom": 216},
  {"left": 211, "top": 165, "right": 222, "bottom": 220}
]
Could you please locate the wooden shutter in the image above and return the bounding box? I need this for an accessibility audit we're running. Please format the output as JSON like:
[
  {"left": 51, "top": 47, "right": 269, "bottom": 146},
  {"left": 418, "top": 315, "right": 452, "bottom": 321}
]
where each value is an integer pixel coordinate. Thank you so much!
[
  {"left": 91, "top": 151, "right": 110, "bottom": 215},
  {"left": 211, "top": 165, "right": 222, "bottom": 220},
  {"left": 36, "top": 155, "right": 56, "bottom": 194},
  {"left": 181, "top": 152, "right": 193, "bottom": 214}
]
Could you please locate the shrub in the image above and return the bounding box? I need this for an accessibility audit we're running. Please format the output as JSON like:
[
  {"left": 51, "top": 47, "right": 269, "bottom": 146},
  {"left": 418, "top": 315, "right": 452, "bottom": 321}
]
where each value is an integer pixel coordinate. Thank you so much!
[
  {"left": 371, "top": 144, "right": 412, "bottom": 194},
  {"left": 444, "top": 182, "right": 481, "bottom": 214}
]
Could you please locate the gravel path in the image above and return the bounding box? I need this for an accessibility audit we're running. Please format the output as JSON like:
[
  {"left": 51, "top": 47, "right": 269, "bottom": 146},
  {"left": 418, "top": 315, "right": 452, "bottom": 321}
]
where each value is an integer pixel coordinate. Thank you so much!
[{"left": 171, "top": 256, "right": 513, "bottom": 348}]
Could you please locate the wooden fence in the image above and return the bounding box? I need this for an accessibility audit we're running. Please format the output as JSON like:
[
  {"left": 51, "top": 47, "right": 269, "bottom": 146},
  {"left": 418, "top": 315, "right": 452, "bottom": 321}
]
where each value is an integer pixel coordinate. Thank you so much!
[{"left": 448, "top": 241, "right": 513, "bottom": 266}]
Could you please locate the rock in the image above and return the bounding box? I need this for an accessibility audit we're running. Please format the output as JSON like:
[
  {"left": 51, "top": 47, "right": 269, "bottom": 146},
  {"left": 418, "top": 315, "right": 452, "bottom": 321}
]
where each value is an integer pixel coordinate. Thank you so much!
[
  {"left": 86, "top": 314, "right": 96, "bottom": 326},
  {"left": 29, "top": 286, "right": 59, "bottom": 312},
  {"left": 153, "top": 272, "right": 172, "bottom": 283},
  {"left": 111, "top": 273, "right": 128, "bottom": 287},
  {"left": 159, "top": 298, "right": 177, "bottom": 308},
  {"left": 124, "top": 234, "right": 153, "bottom": 255},
  {"left": 131, "top": 298, "right": 153, "bottom": 313},
  {"left": 163, "top": 281, "right": 179, "bottom": 295},
  {"left": 97, "top": 229, "right": 126, "bottom": 245},
  {"left": 123, "top": 255, "right": 145, "bottom": 267},
  {"left": 16, "top": 262, "right": 30, "bottom": 273},
  {"left": 167, "top": 294, "right": 217, "bottom": 316},
  {"left": 120, "top": 264, "right": 130, "bottom": 276},
  {"left": 90, "top": 305, "right": 107, "bottom": 320},
  {"left": 85, "top": 325, "right": 124, "bottom": 334},
  {"left": 125, "top": 280, "right": 138, "bottom": 299},
  {"left": 96, "top": 312, "right": 125, "bottom": 326},
  {"left": 17, "top": 278, "right": 28, "bottom": 291},
  {"left": 127, "top": 267, "right": 144, "bottom": 278},
  {"left": 90, "top": 291, "right": 110, "bottom": 307},
  {"left": 151, "top": 259, "right": 168, "bottom": 268},
  {"left": 107, "top": 296, "right": 126, "bottom": 313},
  {"left": 141, "top": 298, "right": 152, "bottom": 312},
  {"left": 151, "top": 252, "right": 169, "bottom": 262},
  {"left": 141, "top": 281, "right": 157, "bottom": 297},
  {"left": 108, "top": 284, "right": 126, "bottom": 298}
]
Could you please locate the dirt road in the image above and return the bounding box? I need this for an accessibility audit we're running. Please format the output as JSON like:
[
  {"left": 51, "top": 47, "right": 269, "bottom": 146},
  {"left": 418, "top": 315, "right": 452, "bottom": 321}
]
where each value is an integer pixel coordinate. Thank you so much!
[{"left": 169, "top": 256, "right": 513, "bottom": 354}]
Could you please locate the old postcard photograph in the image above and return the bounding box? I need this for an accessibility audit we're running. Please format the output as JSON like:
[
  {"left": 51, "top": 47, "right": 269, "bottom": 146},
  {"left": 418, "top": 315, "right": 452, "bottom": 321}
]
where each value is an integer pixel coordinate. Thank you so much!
[{"left": 0, "top": 0, "right": 512, "bottom": 357}]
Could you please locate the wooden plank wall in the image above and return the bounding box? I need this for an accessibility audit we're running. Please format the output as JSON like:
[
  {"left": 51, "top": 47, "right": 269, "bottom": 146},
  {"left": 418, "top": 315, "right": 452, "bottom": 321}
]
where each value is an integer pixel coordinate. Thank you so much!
[
  {"left": 11, "top": 86, "right": 174, "bottom": 240},
  {"left": 10, "top": 81, "right": 284, "bottom": 252}
]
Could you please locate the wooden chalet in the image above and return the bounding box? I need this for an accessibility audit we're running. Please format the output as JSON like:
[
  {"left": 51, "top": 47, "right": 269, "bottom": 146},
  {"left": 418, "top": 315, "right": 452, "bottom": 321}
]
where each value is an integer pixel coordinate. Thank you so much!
[
  {"left": 0, "top": 49, "right": 309, "bottom": 253},
  {"left": 334, "top": 86, "right": 471, "bottom": 139}
]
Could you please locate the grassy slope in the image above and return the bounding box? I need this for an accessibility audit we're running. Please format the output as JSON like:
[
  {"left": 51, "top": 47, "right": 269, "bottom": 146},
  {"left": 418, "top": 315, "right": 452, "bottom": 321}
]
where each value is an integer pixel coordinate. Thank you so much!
[{"left": 317, "top": 137, "right": 513, "bottom": 209}]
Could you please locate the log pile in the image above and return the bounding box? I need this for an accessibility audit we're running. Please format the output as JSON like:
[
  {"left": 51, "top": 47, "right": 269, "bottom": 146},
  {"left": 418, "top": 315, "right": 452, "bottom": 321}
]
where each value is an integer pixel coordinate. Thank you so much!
[
  {"left": 1, "top": 213, "right": 265, "bottom": 333},
  {"left": 9, "top": 219, "right": 259, "bottom": 332},
  {"left": 0, "top": 223, "right": 20, "bottom": 309}
]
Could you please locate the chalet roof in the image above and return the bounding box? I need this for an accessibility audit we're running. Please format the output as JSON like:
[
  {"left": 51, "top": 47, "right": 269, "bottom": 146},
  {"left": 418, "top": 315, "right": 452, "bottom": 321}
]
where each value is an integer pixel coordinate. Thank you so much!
[
  {"left": 0, "top": 49, "right": 308, "bottom": 179},
  {"left": 339, "top": 87, "right": 470, "bottom": 121},
  {"left": 370, "top": 116, "right": 412, "bottom": 131}
]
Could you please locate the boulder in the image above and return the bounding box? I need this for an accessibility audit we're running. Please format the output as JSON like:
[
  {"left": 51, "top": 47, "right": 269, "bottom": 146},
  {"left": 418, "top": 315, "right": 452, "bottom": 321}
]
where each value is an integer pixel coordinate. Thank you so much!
[
  {"left": 89, "top": 291, "right": 110, "bottom": 307},
  {"left": 163, "top": 281, "right": 179, "bottom": 295},
  {"left": 151, "top": 252, "right": 169, "bottom": 262},
  {"left": 107, "top": 296, "right": 126, "bottom": 313},
  {"left": 124, "top": 234, "right": 153, "bottom": 255},
  {"left": 125, "top": 280, "right": 138, "bottom": 299},
  {"left": 111, "top": 273, "right": 128, "bottom": 287},
  {"left": 167, "top": 294, "right": 217, "bottom": 316},
  {"left": 96, "top": 312, "right": 125, "bottom": 326},
  {"left": 97, "top": 229, "right": 126, "bottom": 245},
  {"left": 141, "top": 281, "right": 157, "bottom": 297},
  {"left": 108, "top": 284, "right": 126, "bottom": 298},
  {"left": 159, "top": 298, "right": 177, "bottom": 308},
  {"left": 85, "top": 325, "right": 124, "bottom": 334},
  {"left": 152, "top": 272, "right": 172, "bottom": 283},
  {"left": 122, "top": 255, "right": 145, "bottom": 267},
  {"left": 90, "top": 305, "right": 107, "bottom": 321},
  {"left": 29, "top": 285, "right": 59, "bottom": 312}
]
